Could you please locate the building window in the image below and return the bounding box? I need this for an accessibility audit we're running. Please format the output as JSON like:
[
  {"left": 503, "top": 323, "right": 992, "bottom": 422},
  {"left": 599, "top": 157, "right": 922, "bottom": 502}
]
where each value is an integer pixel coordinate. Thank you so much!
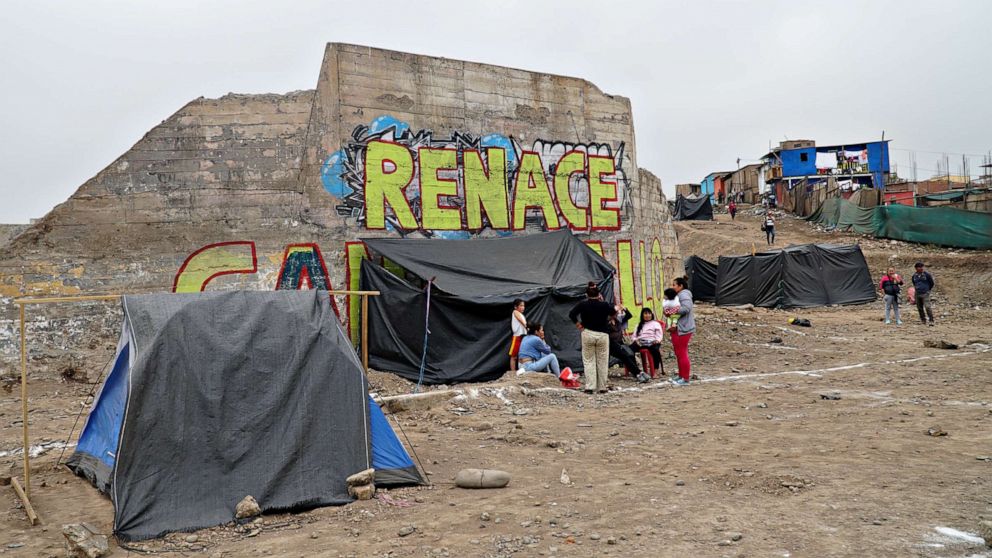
[{"left": 800, "top": 153, "right": 809, "bottom": 162}]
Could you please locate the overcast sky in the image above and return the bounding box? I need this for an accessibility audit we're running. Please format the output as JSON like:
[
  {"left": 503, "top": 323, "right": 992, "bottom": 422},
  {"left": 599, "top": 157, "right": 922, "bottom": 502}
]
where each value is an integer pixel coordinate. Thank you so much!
[{"left": 1, "top": 0, "right": 990, "bottom": 223}]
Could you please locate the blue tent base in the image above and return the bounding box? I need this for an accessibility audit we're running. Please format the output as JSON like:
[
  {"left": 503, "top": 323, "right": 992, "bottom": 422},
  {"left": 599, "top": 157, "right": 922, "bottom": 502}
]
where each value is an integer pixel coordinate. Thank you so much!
[{"left": 369, "top": 397, "right": 425, "bottom": 487}]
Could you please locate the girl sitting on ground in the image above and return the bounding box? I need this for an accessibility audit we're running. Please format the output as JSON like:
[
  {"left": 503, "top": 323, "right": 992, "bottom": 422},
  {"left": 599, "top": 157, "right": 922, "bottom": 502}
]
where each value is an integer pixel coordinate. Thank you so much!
[{"left": 516, "top": 322, "right": 571, "bottom": 379}]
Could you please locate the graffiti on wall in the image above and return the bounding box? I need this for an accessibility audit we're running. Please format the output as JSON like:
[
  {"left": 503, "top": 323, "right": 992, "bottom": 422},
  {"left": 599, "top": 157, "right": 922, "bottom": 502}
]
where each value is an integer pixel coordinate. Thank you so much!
[
  {"left": 173, "top": 237, "right": 664, "bottom": 341},
  {"left": 172, "top": 241, "right": 257, "bottom": 293},
  {"left": 321, "top": 116, "right": 633, "bottom": 238}
]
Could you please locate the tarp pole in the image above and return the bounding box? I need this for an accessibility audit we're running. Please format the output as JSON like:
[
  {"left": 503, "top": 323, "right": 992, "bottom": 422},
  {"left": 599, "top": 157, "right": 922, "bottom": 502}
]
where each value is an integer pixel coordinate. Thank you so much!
[
  {"left": 361, "top": 294, "right": 369, "bottom": 375},
  {"left": 19, "top": 302, "right": 29, "bottom": 500}
]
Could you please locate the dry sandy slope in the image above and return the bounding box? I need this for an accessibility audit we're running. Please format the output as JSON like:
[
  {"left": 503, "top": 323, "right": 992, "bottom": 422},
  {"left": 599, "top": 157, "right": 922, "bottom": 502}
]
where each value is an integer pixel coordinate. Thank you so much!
[{"left": 2, "top": 210, "right": 991, "bottom": 557}]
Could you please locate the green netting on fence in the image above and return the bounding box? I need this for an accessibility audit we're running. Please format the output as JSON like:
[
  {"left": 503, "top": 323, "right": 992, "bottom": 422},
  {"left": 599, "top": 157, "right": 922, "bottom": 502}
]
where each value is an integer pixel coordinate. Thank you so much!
[
  {"left": 807, "top": 198, "right": 992, "bottom": 249},
  {"left": 806, "top": 198, "right": 875, "bottom": 234},
  {"left": 875, "top": 204, "right": 992, "bottom": 249}
]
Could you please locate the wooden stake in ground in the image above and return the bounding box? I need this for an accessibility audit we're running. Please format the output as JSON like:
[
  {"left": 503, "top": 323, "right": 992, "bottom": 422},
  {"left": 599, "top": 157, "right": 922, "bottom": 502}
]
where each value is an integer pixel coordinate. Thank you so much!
[
  {"left": 11, "top": 472, "right": 39, "bottom": 525},
  {"left": 19, "top": 302, "right": 29, "bottom": 499}
]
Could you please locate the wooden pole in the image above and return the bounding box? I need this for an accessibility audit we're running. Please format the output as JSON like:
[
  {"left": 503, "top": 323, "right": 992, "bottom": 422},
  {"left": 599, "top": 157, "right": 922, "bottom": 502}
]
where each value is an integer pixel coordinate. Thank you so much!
[
  {"left": 14, "top": 294, "right": 122, "bottom": 305},
  {"left": 19, "top": 303, "right": 29, "bottom": 500},
  {"left": 361, "top": 294, "right": 369, "bottom": 374},
  {"left": 11, "top": 477, "right": 39, "bottom": 526}
]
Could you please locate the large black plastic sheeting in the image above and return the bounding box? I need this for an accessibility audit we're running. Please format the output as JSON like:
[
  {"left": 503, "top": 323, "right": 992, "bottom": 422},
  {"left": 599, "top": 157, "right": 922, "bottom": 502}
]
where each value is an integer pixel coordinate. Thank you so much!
[
  {"left": 673, "top": 195, "right": 714, "bottom": 221},
  {"left": 688, "top": 244, "right": 875, "bottom": 309},
  {"left": 684, "top": 256, "right": 717, "bottom": 302},
  {"left": 360, "top": 230, "right": 616, "bottom": 384}
]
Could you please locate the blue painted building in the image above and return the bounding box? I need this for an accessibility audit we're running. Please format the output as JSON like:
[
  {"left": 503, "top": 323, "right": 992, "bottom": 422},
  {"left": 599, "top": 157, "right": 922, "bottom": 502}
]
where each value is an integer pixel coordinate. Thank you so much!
[
  {"left": 700, "top": 171, "right": 732, "bottom": 203},
  {"left": 762, "top": 140, "right": 891, "bottom": 192}
]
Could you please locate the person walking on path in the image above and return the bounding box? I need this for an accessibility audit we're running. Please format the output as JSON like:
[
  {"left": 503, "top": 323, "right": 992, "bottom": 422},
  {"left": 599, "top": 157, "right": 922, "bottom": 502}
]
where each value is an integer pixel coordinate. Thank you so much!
[
  {"left": 728, "top": 200, "right": 737, "bottom": 221},
  {"left": 912, "top": 262, "right": 936, "bottom": 326},
  {"left": 763, "top": 213, "right": 776, "bottom": 245},
  {"left": 568, "top": 283, "right": 617, "bottom": 394},
  {"left": 880, "top": 267, "right": 904, "bottom": 325},
  {"left": 669, "top": 277, "right": 696, "bottom": 386}
]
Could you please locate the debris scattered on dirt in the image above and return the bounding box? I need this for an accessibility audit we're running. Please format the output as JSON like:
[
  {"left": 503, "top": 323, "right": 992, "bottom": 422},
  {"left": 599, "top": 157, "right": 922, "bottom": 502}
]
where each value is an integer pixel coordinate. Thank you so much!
[
  {"left": 63, "top": 523, "right": 110, "bottom": 558},
  {"left": 979, "top": 520, "right": 992, "bottom": 548},
  {"left": 559, "top": 469, "right": 571, "bottom": 485},
  {"left": 924, "top": 339, "right": 959, "bottom": 350},
  {"left": 769, "top": 337, "right": 784, "bottom": 344},
  {"left": 927, "top": 426, "right": 948, "bottom": 437},
  {"left": 820, "top": 392, "right": 842, "bottom": 400}
]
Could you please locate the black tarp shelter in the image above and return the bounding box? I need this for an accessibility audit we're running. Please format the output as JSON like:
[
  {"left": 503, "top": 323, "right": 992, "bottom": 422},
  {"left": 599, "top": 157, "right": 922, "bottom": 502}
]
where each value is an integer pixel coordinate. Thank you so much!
[
  {"left": 67, "top": 291, "right": 424, "bottom": 541},
  {"left": 359, "top": 230, "right": 615, "bottom": 384},
  {"left": 674, "top": 195, "right": 714, "bottom": 221},
  {"left": 688, "top": 244, "right": 875, "bottom": 308}
]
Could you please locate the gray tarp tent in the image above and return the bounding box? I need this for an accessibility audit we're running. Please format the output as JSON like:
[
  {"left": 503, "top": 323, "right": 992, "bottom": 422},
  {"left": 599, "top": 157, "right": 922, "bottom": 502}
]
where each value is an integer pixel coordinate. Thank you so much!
[
  {"left": 359, "top": 230, "right": 615, "bottom": 384},
  {"left": 67, "top": 291, "right": 424, "bottom": 541}
]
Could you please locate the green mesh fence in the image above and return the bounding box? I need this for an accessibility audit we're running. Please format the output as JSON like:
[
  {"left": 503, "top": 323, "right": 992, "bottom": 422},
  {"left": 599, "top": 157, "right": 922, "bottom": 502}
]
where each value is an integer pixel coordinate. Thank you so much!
[{"left": 807, "top": 198, "right": 992, "bottom": 249}]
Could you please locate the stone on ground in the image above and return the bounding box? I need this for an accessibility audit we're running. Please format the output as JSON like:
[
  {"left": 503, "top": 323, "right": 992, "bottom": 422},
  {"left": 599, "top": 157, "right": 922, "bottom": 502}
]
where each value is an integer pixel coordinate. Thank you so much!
[
  {"left": 63, "top": 523, "right": 110, "bottom": 558},
  {"left": 454, "top": 468, "right": 511, "bottom": 489},
  {"left": 235, "top": 495, "right": 261, "bottom": 519},
  {"left": 346, "top": 468, "right": 375, "bottom": 487}
]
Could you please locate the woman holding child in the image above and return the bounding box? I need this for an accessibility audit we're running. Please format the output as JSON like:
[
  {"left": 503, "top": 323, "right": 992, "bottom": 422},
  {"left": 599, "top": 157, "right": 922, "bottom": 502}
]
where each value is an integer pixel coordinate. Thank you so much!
[{"left": 668, "top": 277, "right": 695, "bottom": 386}]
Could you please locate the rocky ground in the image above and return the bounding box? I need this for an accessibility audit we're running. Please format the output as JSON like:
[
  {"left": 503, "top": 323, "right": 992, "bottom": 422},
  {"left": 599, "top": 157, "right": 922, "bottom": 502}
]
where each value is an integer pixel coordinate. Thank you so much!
[{"left": 2, "top": 209, "right": 991, "bottom": 557}]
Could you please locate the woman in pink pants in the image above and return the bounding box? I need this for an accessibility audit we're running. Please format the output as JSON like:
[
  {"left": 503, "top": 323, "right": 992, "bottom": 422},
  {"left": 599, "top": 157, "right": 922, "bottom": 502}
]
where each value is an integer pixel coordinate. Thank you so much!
[{"left": 669, "top": 276, "right": 695, "bottom": 385}]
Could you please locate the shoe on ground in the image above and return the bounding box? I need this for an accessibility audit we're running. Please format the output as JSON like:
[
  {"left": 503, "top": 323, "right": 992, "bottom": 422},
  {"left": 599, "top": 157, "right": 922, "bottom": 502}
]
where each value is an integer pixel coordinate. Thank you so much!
[
  {"left": 670, "top": 377, "right": 689, "bottom": 386},
  {"left": 885, "top": 320, "right": 891, "bottom": 325},
  {"left": 636, "top": 372, "right": 649, "bottom": 383},
  {"left": 928, "top": 321, "right": 935, "bottom": 327},
  {"left": 897, "top": 320, "right": 903, "bottom": 325},
  {"left": 583, "top": 389, "right": 594, "bottom": 394},
  {"left": 516, "top": 367, "right": 526, "bottom": 376}
]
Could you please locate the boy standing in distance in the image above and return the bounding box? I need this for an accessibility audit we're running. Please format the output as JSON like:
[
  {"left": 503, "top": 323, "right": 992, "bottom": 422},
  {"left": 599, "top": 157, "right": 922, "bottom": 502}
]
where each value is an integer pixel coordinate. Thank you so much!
[{"left": 912, "top": 262, "right": 936, "bottom": 326}]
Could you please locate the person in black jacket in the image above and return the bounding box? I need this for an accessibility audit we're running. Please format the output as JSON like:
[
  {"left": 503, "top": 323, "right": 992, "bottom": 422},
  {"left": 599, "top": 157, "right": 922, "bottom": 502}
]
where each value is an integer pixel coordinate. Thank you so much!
[
  {"left": 911, "top": 262, "right": 936, "bottom": 326},
  {"left": 607, "top": 305, "right": 647, "bottom": 383},
  {"left": 568, "top": 283, "right": 617, "bottom": 393}
]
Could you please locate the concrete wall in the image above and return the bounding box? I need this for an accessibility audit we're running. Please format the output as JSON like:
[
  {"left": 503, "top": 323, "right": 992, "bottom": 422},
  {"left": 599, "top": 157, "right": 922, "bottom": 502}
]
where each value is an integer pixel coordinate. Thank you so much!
[{"left": 0, "top": 43, "right": 682, "bottom": 379}]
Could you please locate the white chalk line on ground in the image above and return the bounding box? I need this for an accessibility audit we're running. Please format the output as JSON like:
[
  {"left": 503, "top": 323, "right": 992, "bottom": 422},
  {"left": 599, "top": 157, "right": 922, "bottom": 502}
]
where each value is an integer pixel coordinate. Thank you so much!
[{"left": 511, "top": 346, "right": 991, "bottom": 399}]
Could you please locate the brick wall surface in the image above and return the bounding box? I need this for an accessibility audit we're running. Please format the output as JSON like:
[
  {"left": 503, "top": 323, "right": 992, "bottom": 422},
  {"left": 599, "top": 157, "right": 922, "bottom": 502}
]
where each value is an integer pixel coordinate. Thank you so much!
[{"left": 0, "top": 44, "right": 681, "bottom": 380}]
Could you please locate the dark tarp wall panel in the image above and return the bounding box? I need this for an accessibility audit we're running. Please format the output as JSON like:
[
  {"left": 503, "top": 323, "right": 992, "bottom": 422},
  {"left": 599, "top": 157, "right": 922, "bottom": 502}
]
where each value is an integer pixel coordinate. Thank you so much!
[
  {"left": 111, "top": 291, "right": 370, "bottom": 541},
  {"left": 684, "top": 256, "right": 717, "bottom": 302},
  {"left": 780, "top": 246, "right": 831, "bottom": 308},
  {"left": 715, "top": 252, "right": 783, "bottom": 308},
  {"left": 713, "top": 255, "right": 754, "bottom": 306},
  {"left": 674, "top": 195, "right": 714, "bottom": 221},
  {"left": 360, "top": 231, "right": 615, "bottom": 384},
  {"left": 813, "top": 244, "right": 876, "bottom": 306},
  {"left": 709, "top": 244, "right": 876, "bottom": 309}
]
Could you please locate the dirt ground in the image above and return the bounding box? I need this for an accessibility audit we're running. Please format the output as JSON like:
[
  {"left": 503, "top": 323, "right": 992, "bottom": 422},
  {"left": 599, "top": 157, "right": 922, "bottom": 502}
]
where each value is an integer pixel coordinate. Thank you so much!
[{"left": 2, "top": 208, "right": 991, "bottom": 557}]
